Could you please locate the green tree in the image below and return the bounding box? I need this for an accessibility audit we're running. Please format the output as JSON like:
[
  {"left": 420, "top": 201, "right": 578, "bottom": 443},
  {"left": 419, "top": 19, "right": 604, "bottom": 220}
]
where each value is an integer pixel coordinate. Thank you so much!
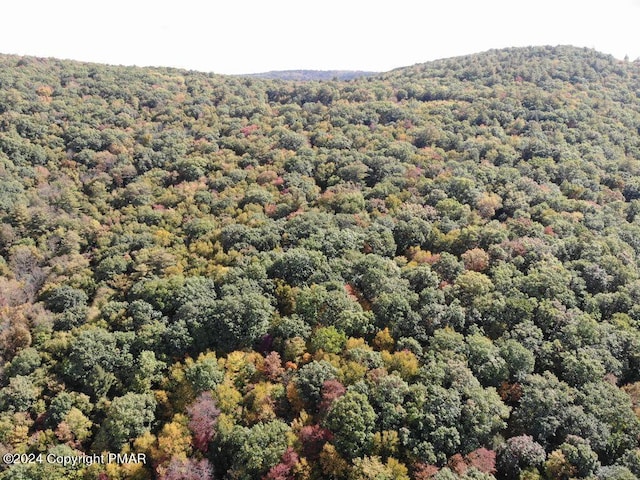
[
  {"left": 93, "top": 392, "right": 156, "bottom": 451},
  {"left": 496, "top": 435, "right": 545, "bottom": 480},
  {"left": 0, "top": 376, "right": 40, "bottom": 412},
  {"left": 310, "top": 326, "right": 347, "bottom": 354},
  {"left": 574, "top": 381, "right": 640, "bottom": 459},
  {"left": 512, "top": 372, "right": 576, "bottom": 447},
  {"left": 295, "top": 360, "right": 339, "bottom": 409},
  {"left": 324, "top": 391, "right": 377, "bottom": 459},
  {"left": 224, "top": 420, "right": 290, "bottom": 480},
  {"left": 184, "top": 352, "right": 224, "bottom": 394},
  {"left": 466, "top": 333, "right": 508, "bottom": 387},
  {"left": 269, "top": 247, "right": 329, "bottom": 287},
  {"left": 63, "top": 327, "right": 131, "bottom": 399},
  {"left": 367, "top": 373, "right": 409, "bottom": 431},
  {"left": 175, "top": 291, "right": 273, "bottom": 353}
]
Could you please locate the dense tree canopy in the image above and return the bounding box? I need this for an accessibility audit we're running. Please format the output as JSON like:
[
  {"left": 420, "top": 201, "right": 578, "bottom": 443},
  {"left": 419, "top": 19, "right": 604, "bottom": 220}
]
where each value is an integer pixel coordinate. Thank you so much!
[{"left": 1, "top": 46, "right": 640, "bottom": 478}]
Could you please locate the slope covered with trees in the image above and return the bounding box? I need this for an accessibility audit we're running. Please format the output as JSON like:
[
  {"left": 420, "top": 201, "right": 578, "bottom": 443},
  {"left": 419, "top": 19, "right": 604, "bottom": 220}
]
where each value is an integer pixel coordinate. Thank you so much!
[{"left": 1, "top": 45, "right": 640, "bottom": 479}]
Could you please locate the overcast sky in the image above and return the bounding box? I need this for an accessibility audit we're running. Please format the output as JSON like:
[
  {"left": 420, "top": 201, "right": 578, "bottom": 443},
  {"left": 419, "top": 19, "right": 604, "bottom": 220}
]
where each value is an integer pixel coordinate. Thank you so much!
[{"left": 2, "top": 1, "right": 638, "bottom": 74}]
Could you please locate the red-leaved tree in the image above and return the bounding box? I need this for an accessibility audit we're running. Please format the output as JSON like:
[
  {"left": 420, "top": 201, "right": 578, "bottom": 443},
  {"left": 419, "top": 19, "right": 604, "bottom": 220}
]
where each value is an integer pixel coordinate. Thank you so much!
[
  {"left": 263, "top": 447, "right": 299, "bottom": 480},
  {"left": 186, "top": 392, "right": 220, "bottom": 453},
  {"left": 160, "top": 457, "right": 214, "bottom": 480},
  {"left": 318, "top": 379, "right": 346, "bottom": 414},
  {"left": 465, "top": 448, "right": 496, "bottom": 474},
  {"left": 298, "top": 424, "right": 333, "bottom": 460}
]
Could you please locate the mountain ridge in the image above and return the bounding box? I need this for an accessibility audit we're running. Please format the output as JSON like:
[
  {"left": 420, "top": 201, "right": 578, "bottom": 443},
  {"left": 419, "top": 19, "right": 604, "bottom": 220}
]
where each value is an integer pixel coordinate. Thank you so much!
[{"left": 1, "top": 44, "right": 633, "bottom": 82}]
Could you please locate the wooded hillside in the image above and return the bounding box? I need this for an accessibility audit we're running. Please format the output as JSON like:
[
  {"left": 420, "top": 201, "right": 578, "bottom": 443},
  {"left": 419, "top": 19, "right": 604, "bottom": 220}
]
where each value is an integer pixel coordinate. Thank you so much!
[{"left": 1, "top": 45, "right": 640, "bottom": 479}]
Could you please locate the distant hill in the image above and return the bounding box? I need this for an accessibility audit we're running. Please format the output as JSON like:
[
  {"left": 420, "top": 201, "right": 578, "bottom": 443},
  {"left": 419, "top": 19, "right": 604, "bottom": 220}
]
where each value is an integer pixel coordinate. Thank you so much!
[{"left": 244, "top": 69, "right": 378, "bottom": 81}]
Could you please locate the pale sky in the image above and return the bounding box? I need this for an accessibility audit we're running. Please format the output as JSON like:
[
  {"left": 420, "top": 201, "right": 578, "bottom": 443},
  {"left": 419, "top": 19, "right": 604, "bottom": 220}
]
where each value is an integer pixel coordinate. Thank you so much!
[{"left": 1, "top": 0, "right": 638, "bottom": 74}]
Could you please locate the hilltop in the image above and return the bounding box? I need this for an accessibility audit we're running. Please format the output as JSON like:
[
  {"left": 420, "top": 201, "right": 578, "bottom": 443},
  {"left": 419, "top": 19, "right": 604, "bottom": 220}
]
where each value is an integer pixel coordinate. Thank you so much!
[{"left": 1, "top": 46, "right": 640, "bottom": 479}]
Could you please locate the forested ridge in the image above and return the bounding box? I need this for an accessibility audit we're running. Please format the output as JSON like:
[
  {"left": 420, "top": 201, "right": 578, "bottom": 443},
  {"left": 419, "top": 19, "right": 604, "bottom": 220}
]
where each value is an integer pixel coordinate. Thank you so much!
[{"left": 1, "top": 45, "right": 640, "bottom": 479}]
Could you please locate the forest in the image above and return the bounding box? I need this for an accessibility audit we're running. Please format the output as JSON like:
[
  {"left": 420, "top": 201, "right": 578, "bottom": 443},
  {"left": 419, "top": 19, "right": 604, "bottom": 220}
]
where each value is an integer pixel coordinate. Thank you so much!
[{"left": 0, "top": 45, "right": 640, "bottom": 479}]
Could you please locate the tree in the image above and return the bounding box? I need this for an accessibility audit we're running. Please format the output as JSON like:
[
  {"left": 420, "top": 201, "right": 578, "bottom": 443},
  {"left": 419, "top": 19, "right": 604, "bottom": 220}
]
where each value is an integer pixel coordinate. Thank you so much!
[
  {"left": 294, "top": 361, "right": 339, "bottom": 410},
  {"left": 132, "top": 350, "right": 166, "bottom": 392},
  {"left": 496, "top": 435, "right": 546, "bottom": 480},
  {"left": 175, "top": 292, "right": 274, "bottom": 353},
  {"left": 594, "top": 465, "right": 637, "bottom": 479},
  {"left": 187, "top": 392, "right": 220, "bottom": 453},
  {"left": 319, "top": 379, "right": 347, "bottom": 414},
  {"left": 93, "top": 392, "right": 157, "bottom": 451},
  {"left": 224, "top": 420, "right": 290, "bottom": 480},
  {"left": 0, "top": 375, "right": 40, "bottom": 412},
  {"left": 261, "top": 351, "right": 285, "bottom": 382},
  {"left": 41, "top": 285, "right": 88, "bottom": 313},
  {"left": 324, "top": 391, "right": 377, "bottom": 459},
  {"left": 466, "top": 333, "right": 508, "bottom": 387},
  {"left": 243, "top": 381, "right": 283, "bottom": 423},
  {"left": 269, "top": 248, "right": 328, "bottom": 287},
  {"left": 56, "top": 407, "right": 92, "bottom": 446},
  {"left": 461, "top": 248, "right": 490, "bottom": 272},
  {"left": 159, "top": 457, "right": 214, "bottom": 480},
  {"left": 618, "top": 449, "right": 640, "bottom": 477},
  {"left": 263, "top": 447, "right": 305, "bottom": 480},
  {"left": 4, "top": 45, "right": 640, "bottom": 478},
  {"left": 366, "top": 372, "right": 409, "bottom": 431},
  {"left": 545, "top": 435, "right": 599, "bottom": 479},
  {"left": 544, "top": 449, "right": 575, "bottom": 480},
  {"left": 512, "top": 372, "right": 576, "bottom": 447},
  {"left": 310, "top": 326, "right": 347, "bottom": 354},
  {"left": 295, "top": 282, "right": 371, "bottom": 336},
  {"left": 465, "top": 448, "right": 496, "bottom": 475},
  {"left": 349, "top": 253, "right": 405, "bottom": 301},
  {"left": 372, "top": 290, "right": 419, "bottom": 332},
  {"left": 559, "top": 348, "right": 606, "bottom": 386},
  {"left": 63, "top": 327, "right": 130, "bottom": 398},
  {"left": 154, "top": 417, "right": 193, "bottom": 466},
  {"left": 319, "top": 443, "right": 350, "bottom": 479},
  {"left": 350, "top": 456, "right": 410, "bottom": 480},
  {"left": 184, "top": 352, "right": 224, "bottom": 394},
  {"left": 574, "top": 381, "right": 640, "bottom": 459},
  {"left": 498, "top": 338, "right": 535, "bottom": 382},
  {"left": 457, "top": 380, "right": 510, "bottom": 453},
  {"left": 455, "top": 271, "right": 494, "bottom": 306},
  {"left": 393, "top": 212, "right": 432, "bottom": 254},
  {"left": 298, "top": 424, "right": 333, "bottom": 460},
  {"left": 47, "top": 391, "right": 92, "bottom": 429}
]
